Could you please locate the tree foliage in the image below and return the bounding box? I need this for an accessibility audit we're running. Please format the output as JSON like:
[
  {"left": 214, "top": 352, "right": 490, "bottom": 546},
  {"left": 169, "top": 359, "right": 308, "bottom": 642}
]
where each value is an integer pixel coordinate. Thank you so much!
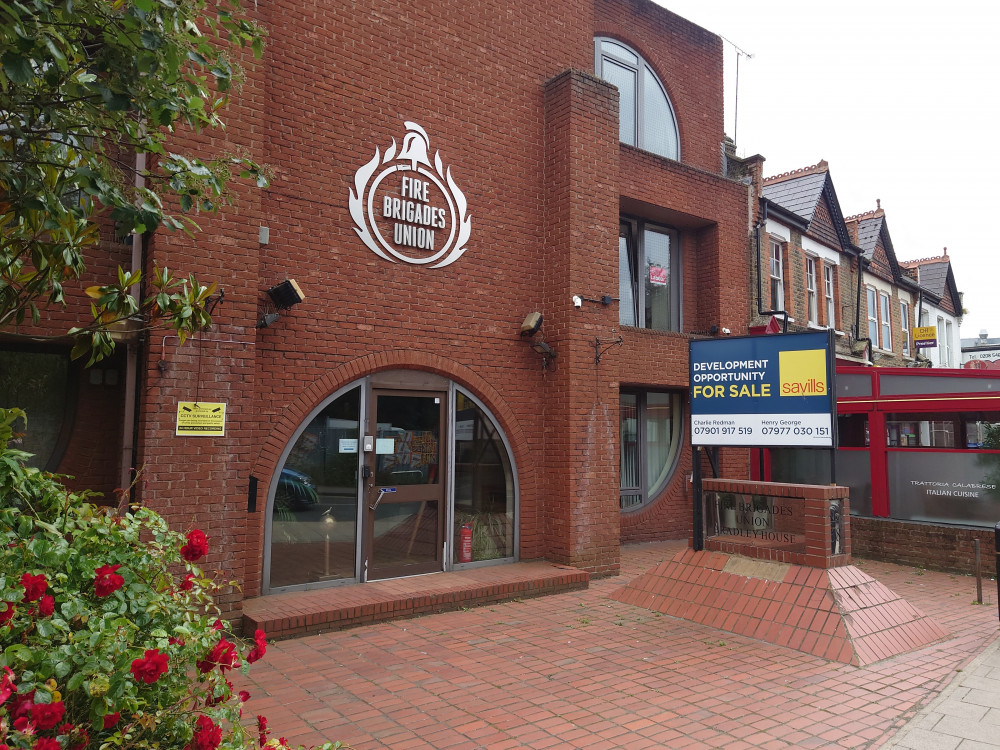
[{"left": 0, "top": 0, "right": 268, "bottom": 362}]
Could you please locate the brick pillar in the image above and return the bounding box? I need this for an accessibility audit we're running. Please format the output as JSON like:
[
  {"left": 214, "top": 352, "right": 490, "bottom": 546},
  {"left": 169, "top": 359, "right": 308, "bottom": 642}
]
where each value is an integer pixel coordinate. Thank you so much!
[
  {"left": 134, "top": 26, "right": 266, "bottom": 616},
  {"left": 541, "top": 70, "right": 621, "bottom": 575}
]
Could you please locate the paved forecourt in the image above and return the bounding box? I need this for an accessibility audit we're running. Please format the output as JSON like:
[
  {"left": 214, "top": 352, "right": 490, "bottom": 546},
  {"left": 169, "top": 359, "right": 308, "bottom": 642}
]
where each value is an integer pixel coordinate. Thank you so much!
[{"left": 237, "top": 541, "right": 999, "bottom": 749}]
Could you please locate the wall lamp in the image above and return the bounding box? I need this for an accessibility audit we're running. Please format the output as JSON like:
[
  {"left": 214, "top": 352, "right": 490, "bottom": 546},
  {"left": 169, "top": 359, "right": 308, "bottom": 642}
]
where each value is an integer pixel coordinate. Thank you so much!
[
  {"left": 258, "top": 279, "right": 305, "bottom": 329},
  {"left": 266, "top": 279, "right": 305, "bottom": 310},
  {"left": 573, "top": 294, "right": 618, "bottom": 308},
  {"left": 520, "top": 312, "right": 556, "bottom": 369}
]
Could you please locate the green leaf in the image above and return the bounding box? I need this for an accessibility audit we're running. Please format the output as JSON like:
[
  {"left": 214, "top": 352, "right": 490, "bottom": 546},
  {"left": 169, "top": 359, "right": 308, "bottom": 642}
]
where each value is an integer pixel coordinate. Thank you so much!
[
  {"left": 1, "top": 52, "right": 33, "bottom": 84},
  {"left": 140, "top": 30, "right": 161, "bottom": 50},
  {"left": 66, "top": 672, "right": 86, "bottom": 691}
]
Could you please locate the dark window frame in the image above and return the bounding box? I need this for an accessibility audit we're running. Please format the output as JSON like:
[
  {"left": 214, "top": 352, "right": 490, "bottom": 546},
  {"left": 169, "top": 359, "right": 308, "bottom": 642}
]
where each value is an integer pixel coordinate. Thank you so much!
[
  {"left": 594, "top": 37, "right": 680, "bottom": 160},
  {"left": 619, "top": 389, "right": 684, "bottom": 511},
  {"left": 619, "top": 217, "right": 682, "bottom": 332}
]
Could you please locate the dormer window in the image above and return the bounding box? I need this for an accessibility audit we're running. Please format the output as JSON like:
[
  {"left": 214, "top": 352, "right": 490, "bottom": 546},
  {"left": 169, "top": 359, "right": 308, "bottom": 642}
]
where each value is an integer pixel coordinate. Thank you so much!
[{"left": 595, "top": 38, "right": 679, "bottom": 160}]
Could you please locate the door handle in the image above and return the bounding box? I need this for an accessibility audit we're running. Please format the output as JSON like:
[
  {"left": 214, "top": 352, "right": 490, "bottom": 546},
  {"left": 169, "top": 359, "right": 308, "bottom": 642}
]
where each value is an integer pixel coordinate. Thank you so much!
[{"left": 369, "top": 489, "right": 387, "bottom": 511}]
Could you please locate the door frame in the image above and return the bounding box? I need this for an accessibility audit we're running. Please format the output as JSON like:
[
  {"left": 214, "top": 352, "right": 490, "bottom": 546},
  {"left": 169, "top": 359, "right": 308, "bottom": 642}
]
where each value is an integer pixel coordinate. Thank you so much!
[{"left": 361, "top": 386, "right": 449, "bottom": 581}]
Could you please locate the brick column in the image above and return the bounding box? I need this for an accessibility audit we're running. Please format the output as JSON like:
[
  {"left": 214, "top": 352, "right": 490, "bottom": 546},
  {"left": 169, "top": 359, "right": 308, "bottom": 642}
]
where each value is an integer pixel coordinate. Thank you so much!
[{"left": 541, "top": 70, "right": 621, "bottom": 574}]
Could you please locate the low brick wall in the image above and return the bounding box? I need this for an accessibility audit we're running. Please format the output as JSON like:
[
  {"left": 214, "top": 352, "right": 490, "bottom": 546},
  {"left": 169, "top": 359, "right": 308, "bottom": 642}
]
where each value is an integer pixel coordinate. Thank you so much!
[{"left": 851, "top": 516, "right": 998, "bottom": 577}]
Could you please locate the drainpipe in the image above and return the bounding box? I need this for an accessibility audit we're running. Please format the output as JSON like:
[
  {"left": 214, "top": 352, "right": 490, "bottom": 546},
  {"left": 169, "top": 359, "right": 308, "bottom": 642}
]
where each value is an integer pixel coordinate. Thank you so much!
[
  {"left": 755, "top": 200, "right": 789, "bottom": 332},
  {"left": 119, "top": 152, "right": 145, "bottom": 507},
  {"left": 853, "top": 251, "right": 872, "bottom": 365}
]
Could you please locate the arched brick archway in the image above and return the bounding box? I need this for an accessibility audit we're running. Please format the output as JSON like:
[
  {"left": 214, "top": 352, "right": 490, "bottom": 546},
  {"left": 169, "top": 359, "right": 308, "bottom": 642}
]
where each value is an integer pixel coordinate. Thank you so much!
[{"left": 243, "top": 349, "right": 537, "bottom": 597}]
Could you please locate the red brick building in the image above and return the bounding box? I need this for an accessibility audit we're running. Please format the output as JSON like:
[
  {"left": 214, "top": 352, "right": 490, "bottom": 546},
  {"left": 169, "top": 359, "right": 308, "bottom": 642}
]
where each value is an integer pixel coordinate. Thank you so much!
[{"left": 1, "top": 0, "right": 753, "bottom": 612}]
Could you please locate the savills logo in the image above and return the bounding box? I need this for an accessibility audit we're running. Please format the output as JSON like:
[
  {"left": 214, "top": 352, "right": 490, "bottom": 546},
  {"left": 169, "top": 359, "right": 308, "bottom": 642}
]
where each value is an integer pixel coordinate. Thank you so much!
[{"left": 779, "top": 349, "right": 827, "bottom": 396}]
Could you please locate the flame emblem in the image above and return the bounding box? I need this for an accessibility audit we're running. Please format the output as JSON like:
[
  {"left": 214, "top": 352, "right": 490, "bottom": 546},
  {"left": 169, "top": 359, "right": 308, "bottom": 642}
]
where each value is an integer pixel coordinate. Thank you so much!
[{"left": 349, "top": 121, "right": 472, "bottom": 267}]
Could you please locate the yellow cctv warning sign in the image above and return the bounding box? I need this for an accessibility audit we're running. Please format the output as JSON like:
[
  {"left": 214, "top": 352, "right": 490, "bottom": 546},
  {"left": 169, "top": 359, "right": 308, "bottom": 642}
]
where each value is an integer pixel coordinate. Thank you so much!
[{"left": 175, "top": 402, "right": 227, "bottom": 437}]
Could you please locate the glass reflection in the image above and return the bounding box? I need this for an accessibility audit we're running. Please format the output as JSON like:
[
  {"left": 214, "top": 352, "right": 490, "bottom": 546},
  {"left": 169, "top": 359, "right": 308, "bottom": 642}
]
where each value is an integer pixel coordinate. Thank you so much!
[
  {"left": 452, "top": 393, "right": 514, "bottom": 562},
  {"left": 269, "top": 387, "right": 360, "bottom": 588}
]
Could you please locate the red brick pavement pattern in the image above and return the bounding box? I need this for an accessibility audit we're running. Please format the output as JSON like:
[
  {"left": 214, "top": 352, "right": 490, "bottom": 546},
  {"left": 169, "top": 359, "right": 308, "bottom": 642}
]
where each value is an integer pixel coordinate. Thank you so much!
[
  {"left": 611, "top": 549, "right": 947, "bottom": 666},
  {"left": 236, "top": 542, "right": 1000, "bottom": 749}
]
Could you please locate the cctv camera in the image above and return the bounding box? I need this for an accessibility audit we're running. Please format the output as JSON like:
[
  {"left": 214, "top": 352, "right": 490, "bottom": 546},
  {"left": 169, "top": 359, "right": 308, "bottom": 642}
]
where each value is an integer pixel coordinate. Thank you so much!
[
  {"left": 572, "top": 295, "right": 583, "bottom": 308},
  {"left": 722, "top": 327, "right": 731, "bottom": 335}
]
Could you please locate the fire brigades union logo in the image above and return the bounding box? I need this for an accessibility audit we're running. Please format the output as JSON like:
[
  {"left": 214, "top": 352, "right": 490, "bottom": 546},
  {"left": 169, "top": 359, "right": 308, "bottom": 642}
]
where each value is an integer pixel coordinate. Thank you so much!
[{"left": 349, "top": 121, "right": 471, "bottom": 267}]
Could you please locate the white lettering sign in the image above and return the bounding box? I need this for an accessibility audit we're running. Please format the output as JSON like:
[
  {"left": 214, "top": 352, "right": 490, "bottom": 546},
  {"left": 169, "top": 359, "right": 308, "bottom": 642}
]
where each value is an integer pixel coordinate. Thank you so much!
[{"left": 350, "top": 121, "right": 471, "bottom": 267}]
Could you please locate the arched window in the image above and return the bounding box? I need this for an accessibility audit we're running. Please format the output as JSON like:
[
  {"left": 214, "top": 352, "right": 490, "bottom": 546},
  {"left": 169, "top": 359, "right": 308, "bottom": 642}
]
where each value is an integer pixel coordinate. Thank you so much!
[
  {"left": 595, "top": 38, "right": 679, "bottom": 160},
  {"left": 620, "top": 390, "right": 684, "bottom": 510}
]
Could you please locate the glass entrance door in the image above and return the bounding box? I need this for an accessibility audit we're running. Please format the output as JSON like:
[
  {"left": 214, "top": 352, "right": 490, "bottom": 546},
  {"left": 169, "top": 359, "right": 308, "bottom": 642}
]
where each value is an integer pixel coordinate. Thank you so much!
[{"left": 363, "top": 390, "right": 446, "bottom": 580}]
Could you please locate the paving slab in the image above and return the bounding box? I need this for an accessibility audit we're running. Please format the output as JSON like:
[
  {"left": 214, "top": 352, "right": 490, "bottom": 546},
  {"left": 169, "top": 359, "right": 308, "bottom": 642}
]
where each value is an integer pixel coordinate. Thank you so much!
[{"left": 236, "top": 541, "right": 1000, "bottom": 749}]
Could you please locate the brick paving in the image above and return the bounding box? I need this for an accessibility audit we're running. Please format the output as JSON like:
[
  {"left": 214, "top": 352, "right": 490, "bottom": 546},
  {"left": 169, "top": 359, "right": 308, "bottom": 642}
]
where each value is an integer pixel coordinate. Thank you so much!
[{"left": 237, "top": 542, "right": 1000, "bottom": 749}]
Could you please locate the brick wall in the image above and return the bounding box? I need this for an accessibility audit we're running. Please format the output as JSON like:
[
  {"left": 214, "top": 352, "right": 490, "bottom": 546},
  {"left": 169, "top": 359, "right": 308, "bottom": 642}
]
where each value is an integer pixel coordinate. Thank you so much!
[
  {"left": 852, "top": 517, "right": 998, "bottom": 577},
  {"left": 11, "top": 0, "right": 753, "bottom": 610}
]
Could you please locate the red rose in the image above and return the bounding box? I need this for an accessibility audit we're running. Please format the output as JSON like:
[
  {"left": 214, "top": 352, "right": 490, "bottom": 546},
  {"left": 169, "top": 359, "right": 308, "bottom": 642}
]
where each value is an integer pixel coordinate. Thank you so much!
[
  {"left": 238, "top": 690, "right": 250, "bottom": 703},
  {"left": 38, "top": 596, "right": 55, "bottom": 617},
  {"left": 180, "top": 573, "right": 195, "bottom": 591},
  {"left": 187, "top": 714, "right": 222, "bottom": 750},
  {"left": 180, "top": 530, "right": 208, "bottom": 561},
  {"left": 246, "top": 629, "right": 267, "bottom": 664},
  {"left": 11, "top": 689, "right": 35, "bottom": 721},
  {"left": 13, "top": 716, "right": 32, "bottom": 732},
  {"left": 33, "top": 739, "right": 60, "bottom": 750},
  {"left": 20, "top": 573, "right": 47, "bottom": 602},
  {"left": 0, "top": 602, "right": 14, "bottom": 626},
  {"left": 94, "top": 564, "right": 125, "bottom": 597},
  {"left": 257, "top": 715, "right": 269, "bottom": 746},
  {"left": 130, "top": 649, "right": 169, "bottom": 684},
  {"left": 197, "top": 638, "right": 239, "bottom": 673},
  {"left": 1, "top": 666, "right": 16, "bottom": 705},
  {"left": 31, "top": 700, "right": 65, "bottom": 730},
  {"left": 102, "top": 711, "right": 121, "bottom": 729}
]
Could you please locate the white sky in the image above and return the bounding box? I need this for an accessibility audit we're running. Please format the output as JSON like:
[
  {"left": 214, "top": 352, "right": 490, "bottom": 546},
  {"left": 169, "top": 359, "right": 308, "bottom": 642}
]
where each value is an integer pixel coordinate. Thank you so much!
[{"left": 654, "top": 0, "right": 1000, "bottom": 340}]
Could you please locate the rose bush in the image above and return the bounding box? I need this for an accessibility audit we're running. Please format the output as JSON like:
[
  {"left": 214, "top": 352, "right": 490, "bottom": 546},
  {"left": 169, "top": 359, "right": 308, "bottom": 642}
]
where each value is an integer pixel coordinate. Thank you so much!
[{"left": 0, "top": 408, "right": 344, "bottom": 750}]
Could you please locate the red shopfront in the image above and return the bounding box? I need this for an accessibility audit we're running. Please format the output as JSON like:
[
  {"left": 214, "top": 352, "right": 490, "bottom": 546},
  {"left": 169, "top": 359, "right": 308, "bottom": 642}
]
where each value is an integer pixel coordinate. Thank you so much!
[{"left": 768, "top": 366, "right": 1000, "bottom": 529}]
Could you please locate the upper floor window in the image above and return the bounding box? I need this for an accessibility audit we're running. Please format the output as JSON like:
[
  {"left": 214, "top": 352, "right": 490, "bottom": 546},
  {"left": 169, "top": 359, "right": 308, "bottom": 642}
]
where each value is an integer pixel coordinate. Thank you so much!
[
  {"left": 824, "top": 265, "right": 836, "bottom": 328},
  {"left": 900, "top": 301, "right": 911, "bottom": 357},
  {"left": 879, "top": 292, "right": 892, "bottom": 352},
  {"left": 595, "top": 38, "right": 679, "bottom": 160},
  {"left": 937, "top": 316, "right": 946, "bottom": 365},
  {"left": 945, "top": 319, "right": 954, "bottom": 366},
  {"left": 619, "top": 218, "right": 680, "bottom": 331},
  {"left": 769, "top": 240, "right": 784, "bottom": 310},
  {"left": 866, "top": 287, "right": 879, "bottom": 345},
  {"left": 805, "top": 257, "right": 818, "bottom": 325}
]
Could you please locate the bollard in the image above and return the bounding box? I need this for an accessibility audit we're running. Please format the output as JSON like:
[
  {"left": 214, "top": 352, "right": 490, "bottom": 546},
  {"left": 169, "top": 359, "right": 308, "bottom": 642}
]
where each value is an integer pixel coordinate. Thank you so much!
[{"left": 974, "top": 539, "right": 982, "bottom": 605}]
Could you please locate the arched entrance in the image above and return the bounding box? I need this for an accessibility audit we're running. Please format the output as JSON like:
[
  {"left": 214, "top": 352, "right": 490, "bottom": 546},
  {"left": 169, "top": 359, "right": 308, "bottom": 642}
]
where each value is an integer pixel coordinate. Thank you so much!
[{"left": 263, "top": 370, "right": 518, "bottom": 593}]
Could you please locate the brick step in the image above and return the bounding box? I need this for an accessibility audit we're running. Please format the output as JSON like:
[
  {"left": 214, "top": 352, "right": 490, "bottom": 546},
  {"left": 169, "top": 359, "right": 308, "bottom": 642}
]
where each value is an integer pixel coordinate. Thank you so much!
[{"left": 242, "top": 561, "right": 589, "bottom": 639}]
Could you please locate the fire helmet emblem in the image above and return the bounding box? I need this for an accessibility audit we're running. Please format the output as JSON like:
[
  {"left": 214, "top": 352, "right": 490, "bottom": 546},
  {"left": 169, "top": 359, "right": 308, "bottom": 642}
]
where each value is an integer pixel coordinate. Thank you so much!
[{"left": 349, "top": 121, "right": 472, "bottom": 267}]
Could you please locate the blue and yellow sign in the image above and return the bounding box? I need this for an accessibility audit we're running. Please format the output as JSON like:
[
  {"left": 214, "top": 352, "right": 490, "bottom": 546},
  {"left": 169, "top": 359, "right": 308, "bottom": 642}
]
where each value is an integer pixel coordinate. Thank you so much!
[{"left": 689, "top": 331, "right": 835, "bottom": 447}]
